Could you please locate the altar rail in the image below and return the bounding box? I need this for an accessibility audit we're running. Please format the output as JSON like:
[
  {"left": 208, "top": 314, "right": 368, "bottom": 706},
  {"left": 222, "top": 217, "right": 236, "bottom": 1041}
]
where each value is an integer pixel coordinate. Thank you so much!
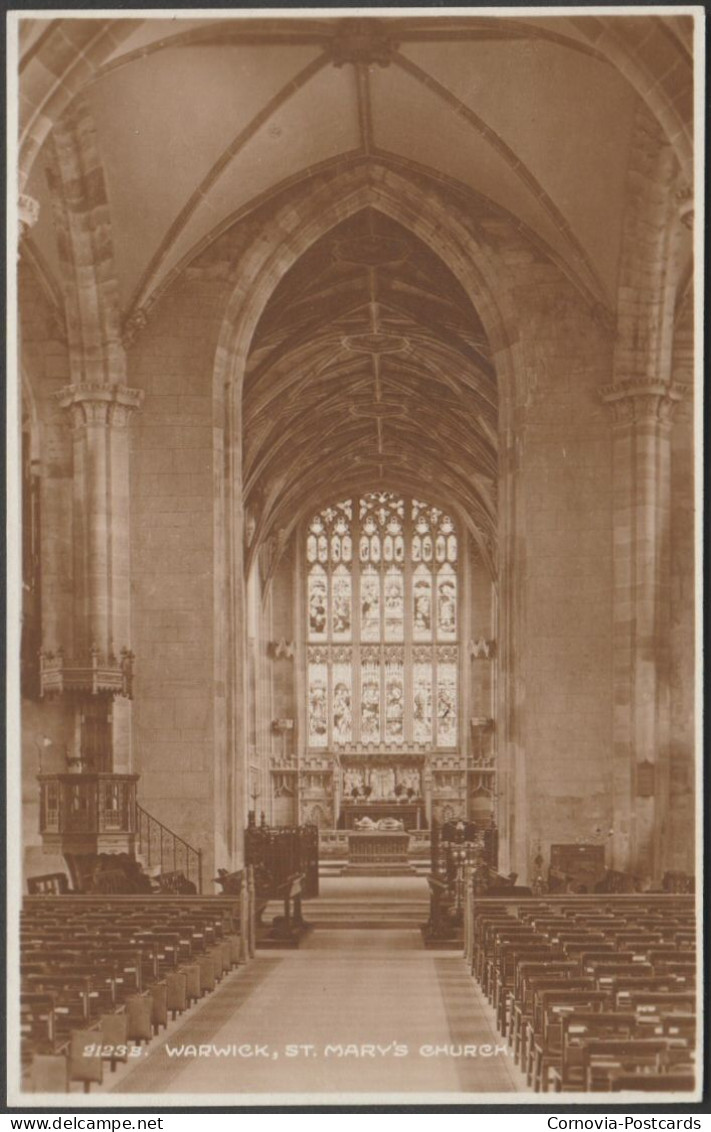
[{"left": 348, "top": 831, "right": 410, "bottom": 867}]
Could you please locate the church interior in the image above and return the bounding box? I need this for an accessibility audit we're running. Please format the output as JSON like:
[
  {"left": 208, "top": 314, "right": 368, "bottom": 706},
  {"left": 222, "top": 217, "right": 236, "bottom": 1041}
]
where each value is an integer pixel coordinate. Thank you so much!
[{"left": 14, "top": 12, "right": 699, "bottom": 1101}]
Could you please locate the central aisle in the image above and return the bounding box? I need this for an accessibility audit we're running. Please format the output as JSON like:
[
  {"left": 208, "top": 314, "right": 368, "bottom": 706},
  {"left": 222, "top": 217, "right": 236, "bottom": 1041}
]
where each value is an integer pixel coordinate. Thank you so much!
[{"left": 112, "top": 913, "right": 522, "bottom": 1096}]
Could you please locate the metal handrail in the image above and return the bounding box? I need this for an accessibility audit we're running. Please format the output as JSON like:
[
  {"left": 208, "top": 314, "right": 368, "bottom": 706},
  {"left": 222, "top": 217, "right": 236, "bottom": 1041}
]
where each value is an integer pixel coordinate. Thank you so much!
[{"left": 135, "top": 802, "right": 203, "bottom": 893}]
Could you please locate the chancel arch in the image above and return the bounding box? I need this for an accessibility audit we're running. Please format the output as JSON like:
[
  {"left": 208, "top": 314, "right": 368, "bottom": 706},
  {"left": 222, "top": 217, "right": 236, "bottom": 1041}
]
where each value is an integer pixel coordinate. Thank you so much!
[{"left": 222, "top": 192, "right": 511, "bottom": 856}]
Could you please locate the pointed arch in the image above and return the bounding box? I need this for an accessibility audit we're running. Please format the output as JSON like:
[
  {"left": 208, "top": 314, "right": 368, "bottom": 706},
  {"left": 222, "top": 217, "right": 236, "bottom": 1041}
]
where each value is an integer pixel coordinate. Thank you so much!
[
  {"left": 46, "top": 97, "right": 126, "bottom": 385},
  {"left": 212, "top": 160, "right": 520, "bottom": 404}
]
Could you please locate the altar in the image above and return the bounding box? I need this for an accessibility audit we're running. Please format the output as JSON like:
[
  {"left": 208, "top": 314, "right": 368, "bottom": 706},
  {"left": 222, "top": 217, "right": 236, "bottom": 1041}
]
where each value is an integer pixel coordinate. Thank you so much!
[
  {"left": 339, "top": 760, "right": 426, "bottom": 833},
  {"left": 340, "top": 803, "right": 425, "bottom": 830},
  {"left": 346, "top": 830, "right": 412, "bottom": 874}
]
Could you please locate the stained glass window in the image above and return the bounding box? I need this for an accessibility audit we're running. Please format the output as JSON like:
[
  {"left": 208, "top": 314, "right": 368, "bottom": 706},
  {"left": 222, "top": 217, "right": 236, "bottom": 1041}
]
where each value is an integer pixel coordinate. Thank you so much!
[
  {"left": 331, "top": 565, "right": 351, "bottom": 641},
  {"left": 332, "top": 657, "right": 353, "bottom": 745},
  {"left": 436, "top": 657, "right": 458, "bottom": 746},
  {"left": 413, "top": 657, "right": 433, "bottom": 745},
  {"left": 306, "top": 493, "right": 459, "bottom": 749},
  {"left": 307, "top": 655, "right": 328, "bottom": 748},
  {"left": 384, "top": 655, "right": 405, "bottom": 743},
  {"left": 360, "top": 656, "right": 381, "bottom": 742},
  {"left": 384, "top": 566, "right": 404, "bottom": 642}
]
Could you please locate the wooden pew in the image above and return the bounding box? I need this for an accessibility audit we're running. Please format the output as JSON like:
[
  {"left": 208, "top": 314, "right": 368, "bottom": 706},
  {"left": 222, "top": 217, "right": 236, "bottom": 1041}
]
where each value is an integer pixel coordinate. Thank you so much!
[
  {"left": 610, "top": 1073, "right": 695, "bottom": 1092},
  {"left": 582, "top": 1038, "right": 687, "bottom": 1092},
  {"left": 21, "top": 893, "right": 255, "bottom": 1091},
  {"left": 467, "top": 893, "right": 697, "bottom": 1094}
]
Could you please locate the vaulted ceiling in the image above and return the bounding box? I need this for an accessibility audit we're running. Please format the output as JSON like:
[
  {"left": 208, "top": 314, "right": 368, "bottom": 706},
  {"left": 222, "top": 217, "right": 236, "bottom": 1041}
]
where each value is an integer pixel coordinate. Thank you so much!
[
  {"left": 19, "top": 14, "right": 694, "bottom": 565},
  {"left": 243, "top": 209, "right": 496, "bottom": 549},
  {"left": 24, "top": 13, "right": 677, "bottom": 319}
]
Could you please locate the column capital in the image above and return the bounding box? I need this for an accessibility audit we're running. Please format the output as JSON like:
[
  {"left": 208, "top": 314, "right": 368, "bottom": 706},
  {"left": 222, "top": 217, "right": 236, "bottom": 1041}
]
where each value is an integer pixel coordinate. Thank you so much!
[
  {"left": 19, "top": 193, "right": 40, "bottom": 238},
  {"left": 600, "top": 379, "right": 689, "bottom": 425},
  {"left": 54, "top": 383, "right": 144, "bottom": 428}
]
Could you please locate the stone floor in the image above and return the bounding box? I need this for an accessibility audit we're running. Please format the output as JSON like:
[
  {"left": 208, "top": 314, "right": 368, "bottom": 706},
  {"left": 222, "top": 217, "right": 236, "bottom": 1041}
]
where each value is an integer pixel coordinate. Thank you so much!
[{"left": 110, "top": 879, "right": 524, "bottom": 1098}]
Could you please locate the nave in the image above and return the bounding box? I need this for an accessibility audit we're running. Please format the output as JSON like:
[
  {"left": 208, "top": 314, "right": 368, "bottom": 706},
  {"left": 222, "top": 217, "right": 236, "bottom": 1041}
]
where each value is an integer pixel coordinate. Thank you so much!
[
  {"left": 106, "top": 877, "right": 521, "bottom": 1097},
  {"left": 15, "top": 12, "right": 698, "bottom": 1108},
  {"left": 19, "top": 874, "right": 697, "bottom": 1099}
]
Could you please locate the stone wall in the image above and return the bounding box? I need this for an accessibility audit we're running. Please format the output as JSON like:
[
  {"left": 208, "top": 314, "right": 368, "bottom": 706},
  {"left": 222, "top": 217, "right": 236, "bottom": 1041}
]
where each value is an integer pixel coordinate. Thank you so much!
[
  {"left": 127, "top": 272, "right": 223, "bottom": 883},
  {"left": 667, "top": 349, "right": 695, "bottom": 874},
  {"left": 507, "top": 278, "right": 615, "bottom": 880}
]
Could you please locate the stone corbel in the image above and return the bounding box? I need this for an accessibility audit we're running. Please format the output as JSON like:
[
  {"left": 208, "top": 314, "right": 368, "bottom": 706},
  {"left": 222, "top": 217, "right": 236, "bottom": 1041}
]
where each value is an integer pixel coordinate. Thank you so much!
[
  {"left": 469, "top": 638, "right": 496, "bottom": 660},
  {"left": 269, "top": 639, "right": 295, "bottom": 660},
  {"left": 675, "top": 185, "right": 693, "bottom": 230},
  {"left": 272, "top": 719, "right": 294, "bottom": 733},
  {"left": 121, "top": 307, "right": 149, "bottom": 350},
  {"left": 19, "top": 194, "right": 40, "bottom": 239}
]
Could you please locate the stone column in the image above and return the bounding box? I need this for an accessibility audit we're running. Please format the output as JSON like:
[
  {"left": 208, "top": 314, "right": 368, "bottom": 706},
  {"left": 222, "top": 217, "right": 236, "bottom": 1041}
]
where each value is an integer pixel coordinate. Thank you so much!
[
  {"left": 219, "top": 378, "right": 249, "bottom": 866},
  {"left": 601, "top": 378, "right": 688, "bottom": 880},
  {"left": 54, "top": 382, "right": 143, "bottom": 769}
]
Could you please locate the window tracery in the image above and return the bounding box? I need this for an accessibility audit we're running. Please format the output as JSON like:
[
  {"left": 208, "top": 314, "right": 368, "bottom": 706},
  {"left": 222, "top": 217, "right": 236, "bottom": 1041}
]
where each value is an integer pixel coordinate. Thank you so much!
[{"left": 306, "top": 492, "right": 459, "bottom": 750}]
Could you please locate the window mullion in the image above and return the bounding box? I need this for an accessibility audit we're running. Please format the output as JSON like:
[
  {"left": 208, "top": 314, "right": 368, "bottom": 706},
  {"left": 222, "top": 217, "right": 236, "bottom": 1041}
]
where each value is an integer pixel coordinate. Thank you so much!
[
  {"left": 432, "top": 640, "right": 438, "bottom": 748},
  {"left": 327, "top": 542, "right": 333, "bottom": 749},
  {"left": 351, "top": 498, "right": 357, "bottom": 748},
  {"left": 379, "top": 557, "right": 386, "bottom": 744},
  {"left": 404, "top": 497, "right": 414, "bottom": 745}
]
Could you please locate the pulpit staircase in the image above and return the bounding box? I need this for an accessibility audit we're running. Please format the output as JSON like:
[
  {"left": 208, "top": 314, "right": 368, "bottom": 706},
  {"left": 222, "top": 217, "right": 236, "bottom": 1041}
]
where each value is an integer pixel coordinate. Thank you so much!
[{"left": 134, "top": 803, "right": 203, "bottom": 892}]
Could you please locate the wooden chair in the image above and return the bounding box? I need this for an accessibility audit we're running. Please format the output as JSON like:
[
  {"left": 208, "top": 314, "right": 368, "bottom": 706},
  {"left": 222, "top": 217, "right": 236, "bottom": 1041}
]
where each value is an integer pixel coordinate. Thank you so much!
[
  {"left": 29, "top": 1054, "right": 69, "bottom": 1093},
  {"left": 99, "top": 1012, "right": 129, "bottom": 1071},
  {"left": 125, "top": 992, "right": 153, "bottom": 1044},
  {"left": 68, "top": 1029, "right": 103, "bottom": 1093}
]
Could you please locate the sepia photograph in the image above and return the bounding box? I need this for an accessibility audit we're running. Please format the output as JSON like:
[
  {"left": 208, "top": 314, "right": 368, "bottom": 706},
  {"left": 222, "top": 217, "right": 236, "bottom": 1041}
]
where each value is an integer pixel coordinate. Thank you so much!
[{"left": 6, "top": 6, "right": 703, "bottom": 1108}]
